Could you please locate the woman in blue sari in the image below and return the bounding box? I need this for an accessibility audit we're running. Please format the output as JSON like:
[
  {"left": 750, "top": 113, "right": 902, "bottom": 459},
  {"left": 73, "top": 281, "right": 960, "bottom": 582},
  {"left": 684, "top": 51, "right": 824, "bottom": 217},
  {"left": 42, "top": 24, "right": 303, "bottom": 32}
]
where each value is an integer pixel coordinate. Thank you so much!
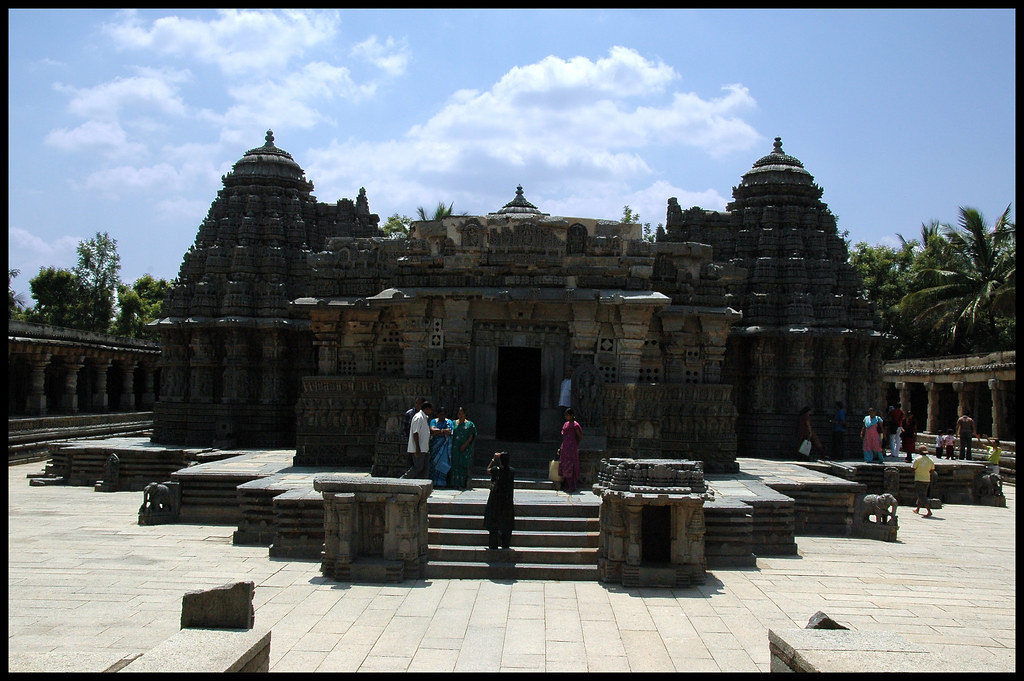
[{"left": 429, "top": 407, "right": 454, "bottom": 488}]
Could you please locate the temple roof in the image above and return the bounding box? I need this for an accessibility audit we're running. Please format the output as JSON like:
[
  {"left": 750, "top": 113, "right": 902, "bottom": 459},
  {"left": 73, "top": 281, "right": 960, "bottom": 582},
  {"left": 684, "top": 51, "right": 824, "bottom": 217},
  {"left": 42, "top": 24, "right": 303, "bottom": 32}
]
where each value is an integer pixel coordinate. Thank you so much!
[
  {"left": 491, "top": 185, "right": 549, "bottom": 215},
  {"left": 224, "top": 130, "right": 310, "bottom": 187},
  {"left": 737, "top": 136, "right": 815, "bottom": 187}
]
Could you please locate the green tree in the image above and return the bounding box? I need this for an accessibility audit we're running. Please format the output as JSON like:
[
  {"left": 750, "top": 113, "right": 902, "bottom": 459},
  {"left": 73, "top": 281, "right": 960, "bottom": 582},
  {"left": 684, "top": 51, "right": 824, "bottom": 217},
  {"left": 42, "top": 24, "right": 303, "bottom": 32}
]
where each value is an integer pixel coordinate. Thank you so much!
[
  {"left": 848, "top": 240, "right": 944, "bottom": 357},
  {"left": 621, "top": 205, "right": 660, "bottom": 243},
  {"left": 74, "top": 231, "right": 121, "bottom": 333},
  {"left": 899, "top": 204, "right": 1015, "bottom": 354},
  {"left": 8, "top": 268, "right": 29, "bottom": 318},
  {"left": 112, "top": 274, "right": 171, "bottom": 339},
  {"left": 381, "top": 212, "right": 413, "bottom": 239},
  {"left": 25, "top": 266, "right": 89, "bottom": 328}
]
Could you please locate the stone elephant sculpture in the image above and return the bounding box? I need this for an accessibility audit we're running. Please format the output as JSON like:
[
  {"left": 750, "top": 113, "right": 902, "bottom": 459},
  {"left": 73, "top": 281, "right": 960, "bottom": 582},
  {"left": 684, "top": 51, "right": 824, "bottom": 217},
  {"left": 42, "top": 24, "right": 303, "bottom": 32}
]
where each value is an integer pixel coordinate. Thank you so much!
[
  {"left": 975, "top": 473, "right": 1003, "bottom": 498},
  {"left": 139, "top": 481, "right": 179, "bottom": 515},
  {"left": 861, "top": 492, "right": 898, "bottom": 525}
]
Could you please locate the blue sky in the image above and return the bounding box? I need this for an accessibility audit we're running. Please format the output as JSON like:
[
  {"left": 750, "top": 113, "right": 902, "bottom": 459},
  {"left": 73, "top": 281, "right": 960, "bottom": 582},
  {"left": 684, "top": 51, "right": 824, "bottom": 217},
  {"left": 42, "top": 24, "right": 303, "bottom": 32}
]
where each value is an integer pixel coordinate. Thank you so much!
[{"left": 8, "top": 9, "right": 1016, "bottom": 304}]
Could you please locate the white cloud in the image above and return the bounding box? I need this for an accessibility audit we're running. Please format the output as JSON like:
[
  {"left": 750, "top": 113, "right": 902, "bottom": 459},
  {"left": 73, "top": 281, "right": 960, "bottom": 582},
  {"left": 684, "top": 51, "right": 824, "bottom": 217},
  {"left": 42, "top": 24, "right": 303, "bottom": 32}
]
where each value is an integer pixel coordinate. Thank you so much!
[
  {"left": 401, "top": 46, "right": 758, "bottom": 174},
  {"left": 104, "top": 9, "right": 340, "bottom": 77},
  {"left": 8, "top": 226, "right": 81, "bottom": 273},
  {"left": 217, "top": 61, "right": 373, "bottom": 130},
  {"left": 80, "top": 163, "right": 184, "bottom": 194},
  {"left": 350, "top": 35, "right": 409, "bottom": 76},
  {"left": 44, "top": 120, "right": 147, "bottom": 158},
  {"left": 53, "top": 67, "right": 191, "bottom": 121}
]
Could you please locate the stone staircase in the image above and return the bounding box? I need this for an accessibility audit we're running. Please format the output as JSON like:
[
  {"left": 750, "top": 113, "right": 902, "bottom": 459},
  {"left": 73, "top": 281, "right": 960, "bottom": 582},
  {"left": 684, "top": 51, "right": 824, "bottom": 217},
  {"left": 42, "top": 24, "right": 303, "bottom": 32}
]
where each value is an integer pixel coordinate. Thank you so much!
[{"left": 425, "top": 496, "right": 600, "bottom": 580}]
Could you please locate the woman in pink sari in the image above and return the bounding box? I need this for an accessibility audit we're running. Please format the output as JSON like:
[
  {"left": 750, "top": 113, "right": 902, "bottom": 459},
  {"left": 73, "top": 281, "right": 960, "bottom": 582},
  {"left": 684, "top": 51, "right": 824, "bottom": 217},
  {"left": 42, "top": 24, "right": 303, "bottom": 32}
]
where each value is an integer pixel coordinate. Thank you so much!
[{"left": 558, "top": 408, "right": 583, "bottom": 493}]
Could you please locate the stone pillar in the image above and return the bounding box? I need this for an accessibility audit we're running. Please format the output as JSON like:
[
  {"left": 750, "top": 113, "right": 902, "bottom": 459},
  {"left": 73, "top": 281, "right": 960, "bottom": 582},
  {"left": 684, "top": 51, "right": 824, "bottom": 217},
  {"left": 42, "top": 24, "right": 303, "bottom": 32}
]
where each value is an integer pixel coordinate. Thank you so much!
[
  {"left": 189, "top": 332, "right": 216, "bottom": 404},
  {"left": 26, "top": 354, "right": 51, "bottom": 416},
  {"left": 120, "top": 359, "right": 138, "bottom": 411},
  {"left": 625, "top": 504, "right": 642, "bottom": 566},
  {"left": 897, "top": 381, "right": 911, "bottom": 413},
  {"left": 925, "top": 382, "right": 940, "bottom": 434},
  {"left": 141, "top": 364, "right": 156, "bottom": 409},
  {"left": 952, "top": 381, "right": 966, "bottom": 418},
  {"left": 222, "top": 330, "right": 249, "bottom": 404},
  {"left": 617, "top": 338, "right": 644, "bottom": 385},
  {"left": 92, "top": 358, "right": 112, "bottom": 411},
  {"left": 260, "top": 330, "right": 285, "bottom": 405},
  {"left": 62, "top": 357, "right": 85, "bottom": 414},
  {"left": 988, "top": 378, "right": 1002, "bottom": 440}
]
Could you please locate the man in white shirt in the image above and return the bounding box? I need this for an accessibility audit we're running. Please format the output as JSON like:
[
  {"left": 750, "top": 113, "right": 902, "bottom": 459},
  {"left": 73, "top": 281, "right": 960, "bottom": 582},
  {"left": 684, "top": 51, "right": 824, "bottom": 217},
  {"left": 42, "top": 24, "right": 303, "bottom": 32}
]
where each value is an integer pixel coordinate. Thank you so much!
[
  {"left": 558, "top": 367, "right": 572, "bottom": 412},
  {"left": 402, "top": 401, "right": 433, "bottom": 480}
]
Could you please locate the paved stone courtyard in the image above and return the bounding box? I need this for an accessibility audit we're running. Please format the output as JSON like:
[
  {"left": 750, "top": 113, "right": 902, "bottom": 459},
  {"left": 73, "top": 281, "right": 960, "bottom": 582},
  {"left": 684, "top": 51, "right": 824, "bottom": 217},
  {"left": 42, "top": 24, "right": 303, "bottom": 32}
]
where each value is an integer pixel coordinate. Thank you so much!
[{"left": 8, "top": 461, "right": 1015, "bottom": 672}]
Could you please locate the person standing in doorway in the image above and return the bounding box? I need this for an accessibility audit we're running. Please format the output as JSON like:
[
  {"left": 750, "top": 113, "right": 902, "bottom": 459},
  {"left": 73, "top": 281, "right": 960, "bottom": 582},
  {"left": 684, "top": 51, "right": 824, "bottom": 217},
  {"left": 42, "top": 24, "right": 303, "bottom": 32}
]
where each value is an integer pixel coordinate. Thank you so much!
[
  {"left": 558, "top": 367, "right": 573, "bottom": 412},
  {"left": 484, "top": 452, "right": 515, "bottom": 550},
  {"left": 401, "top": 401, "right": 432, "bottom": 480},
  {"left": 956, "top": 411, "right": 976, "bottom": 461},
  {"left": 559, "top": 408, "right": 583, "bottom": 494},
  {"left": 830, "top": 401, "right": 847, "bottom": 460}
]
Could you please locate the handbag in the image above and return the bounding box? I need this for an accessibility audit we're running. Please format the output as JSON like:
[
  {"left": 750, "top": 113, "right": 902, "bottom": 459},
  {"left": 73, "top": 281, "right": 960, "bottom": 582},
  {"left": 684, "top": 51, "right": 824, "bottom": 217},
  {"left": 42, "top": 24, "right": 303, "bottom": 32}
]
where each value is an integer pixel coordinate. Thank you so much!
[
  {"left": 548, "top": 459, "right": 563, "bottom": 483},
  {"left": 798, "top": 439, "right": 812, "bottom": 456}
]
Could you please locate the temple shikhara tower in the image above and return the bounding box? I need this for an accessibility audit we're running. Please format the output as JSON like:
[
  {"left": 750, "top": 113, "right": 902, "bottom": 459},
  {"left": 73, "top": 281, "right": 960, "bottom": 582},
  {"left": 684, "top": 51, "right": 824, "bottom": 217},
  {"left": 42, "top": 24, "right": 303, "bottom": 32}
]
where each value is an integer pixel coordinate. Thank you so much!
[
  {"left": 152, "top": 132, "right": 885, "bottom": 470},
  {"left": 662, "top": 137, "right": 886, "bottom": 458}
]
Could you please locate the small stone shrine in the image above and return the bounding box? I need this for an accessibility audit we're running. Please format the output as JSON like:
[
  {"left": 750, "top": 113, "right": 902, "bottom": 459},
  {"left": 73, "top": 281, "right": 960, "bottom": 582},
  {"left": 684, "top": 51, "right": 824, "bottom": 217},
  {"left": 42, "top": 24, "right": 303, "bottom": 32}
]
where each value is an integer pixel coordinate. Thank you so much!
[
  {"left": 592, "top": 458, "right": 712, "bottom": 587},
  {"left": 313, "top": 474, "right": 432, "bottom": 583}
]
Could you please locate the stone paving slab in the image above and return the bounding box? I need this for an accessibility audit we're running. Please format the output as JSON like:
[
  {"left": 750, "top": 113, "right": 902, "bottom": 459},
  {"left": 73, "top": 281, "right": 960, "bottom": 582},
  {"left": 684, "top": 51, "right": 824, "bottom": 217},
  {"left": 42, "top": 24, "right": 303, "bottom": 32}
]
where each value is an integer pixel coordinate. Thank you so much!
[{"left": 8, "top": 460, "right": 1015, "bottom": 672}]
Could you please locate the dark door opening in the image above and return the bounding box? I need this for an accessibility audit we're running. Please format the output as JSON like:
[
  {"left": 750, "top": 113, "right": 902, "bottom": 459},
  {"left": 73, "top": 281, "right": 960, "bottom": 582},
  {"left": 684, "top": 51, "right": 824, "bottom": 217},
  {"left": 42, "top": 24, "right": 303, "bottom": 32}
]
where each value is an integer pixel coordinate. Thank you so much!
[
  {"left": 496, "top": 346, "right": 541, "bottom": 441},
  {"left": 642, "top": 505, "right": 672, "bottom": 563}
]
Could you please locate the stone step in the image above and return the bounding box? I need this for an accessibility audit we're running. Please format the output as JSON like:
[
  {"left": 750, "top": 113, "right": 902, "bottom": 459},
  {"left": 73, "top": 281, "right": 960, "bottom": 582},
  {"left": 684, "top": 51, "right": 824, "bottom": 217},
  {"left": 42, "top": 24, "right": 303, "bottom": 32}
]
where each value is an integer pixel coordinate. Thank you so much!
[
  {"left": 429, "top": 544, "right": 598, "bottom": 565},
  {"left": 427, "top": 499, "right": 599, "bottom": 518},
  {"left": 430, "top": 513, "right": 598, "bottom": 532},
  {"left": 429, "top": 527, "right": 599, "bottom": 548},
  {"left": 467, "top": 475, "right": 558, "bottom": 491},
  {"left": 425, "top": 559, "right": 599, "bottom": 581}
]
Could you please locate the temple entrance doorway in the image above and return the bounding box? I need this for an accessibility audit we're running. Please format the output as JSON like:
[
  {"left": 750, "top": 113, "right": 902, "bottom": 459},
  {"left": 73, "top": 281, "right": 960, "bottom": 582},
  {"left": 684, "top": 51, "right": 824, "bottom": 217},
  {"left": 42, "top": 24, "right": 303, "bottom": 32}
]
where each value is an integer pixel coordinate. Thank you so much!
[{"left": 496, "top": 346, "right": 541, "bottom": 441}]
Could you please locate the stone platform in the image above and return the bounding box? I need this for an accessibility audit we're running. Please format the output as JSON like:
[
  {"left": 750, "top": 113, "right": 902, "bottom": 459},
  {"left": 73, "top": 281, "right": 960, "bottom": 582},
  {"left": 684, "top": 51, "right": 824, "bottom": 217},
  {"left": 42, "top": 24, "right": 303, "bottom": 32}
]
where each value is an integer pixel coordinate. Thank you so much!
[{"left": 9, "top": 459, "right": 1015, "bottom": 672}]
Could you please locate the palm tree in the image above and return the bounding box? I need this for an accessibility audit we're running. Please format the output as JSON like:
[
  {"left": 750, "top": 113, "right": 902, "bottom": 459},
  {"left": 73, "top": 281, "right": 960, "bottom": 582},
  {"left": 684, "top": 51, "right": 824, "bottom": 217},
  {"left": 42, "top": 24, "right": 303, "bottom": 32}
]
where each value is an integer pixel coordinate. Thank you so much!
[
  {"left": 416, "top": 201, "right": 460, "bottom": 221},
  {"left": 898, "top": 219, "right": 945, "bottom": 251},
  {"left": 899, "top": 204, "right": 1014, "bottom": 352}
]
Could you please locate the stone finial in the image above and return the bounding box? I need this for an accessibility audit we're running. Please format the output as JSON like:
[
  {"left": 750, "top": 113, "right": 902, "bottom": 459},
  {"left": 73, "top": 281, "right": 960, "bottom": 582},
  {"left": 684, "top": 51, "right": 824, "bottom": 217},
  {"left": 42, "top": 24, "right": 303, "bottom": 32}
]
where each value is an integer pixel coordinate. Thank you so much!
[
  {"left": 265, "top": 130, "right": 275, "bottom": 147},
  {"left": 773, "top": 136, "right": 783, "bottom": 153}
]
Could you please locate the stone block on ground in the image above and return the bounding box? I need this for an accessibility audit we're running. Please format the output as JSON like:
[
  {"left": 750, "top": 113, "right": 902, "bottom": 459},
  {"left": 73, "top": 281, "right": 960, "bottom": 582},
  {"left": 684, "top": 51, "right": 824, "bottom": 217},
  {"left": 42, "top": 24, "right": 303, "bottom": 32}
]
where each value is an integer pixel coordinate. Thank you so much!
[
  {"left": 180, "top": 580, "right": 255, "bottom": 630},
  {"left": 119, "top": 628, "right": 271, "bottom": 673}
]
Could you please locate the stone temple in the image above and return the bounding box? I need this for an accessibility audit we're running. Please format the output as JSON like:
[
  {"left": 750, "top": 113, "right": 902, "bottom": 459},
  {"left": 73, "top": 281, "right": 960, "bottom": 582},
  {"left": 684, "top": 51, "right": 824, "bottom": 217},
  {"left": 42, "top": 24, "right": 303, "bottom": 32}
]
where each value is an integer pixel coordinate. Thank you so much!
[{"left": 151, "top": 131, "right": 885, "bottom": 475}]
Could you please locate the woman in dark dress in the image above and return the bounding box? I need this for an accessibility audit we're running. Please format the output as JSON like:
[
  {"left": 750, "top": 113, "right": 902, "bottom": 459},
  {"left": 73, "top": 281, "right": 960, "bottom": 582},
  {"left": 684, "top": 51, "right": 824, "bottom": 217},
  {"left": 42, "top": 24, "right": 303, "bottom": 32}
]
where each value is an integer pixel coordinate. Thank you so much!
[{"left": 483, "top": 451, "right": 515, "bottom": 550}]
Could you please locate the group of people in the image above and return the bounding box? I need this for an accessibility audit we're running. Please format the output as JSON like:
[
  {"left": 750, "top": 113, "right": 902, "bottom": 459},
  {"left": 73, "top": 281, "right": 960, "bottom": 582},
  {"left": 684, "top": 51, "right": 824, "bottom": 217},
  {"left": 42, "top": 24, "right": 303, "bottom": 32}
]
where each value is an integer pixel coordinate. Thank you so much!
[
  {"left": 401, "top": 397, "right": 477, "bottom": 489},
  {"left": 799, "top": 401, "right": 981, "bottom": 468},
  {"left": 398, "top": 392, "right": 586, "bottom": 550},
  {"left": 932, "top": 411, "right": 979, "bottom": 461},
  {"left": 859, "top": 403, "right": 921, "bottom": 463}
]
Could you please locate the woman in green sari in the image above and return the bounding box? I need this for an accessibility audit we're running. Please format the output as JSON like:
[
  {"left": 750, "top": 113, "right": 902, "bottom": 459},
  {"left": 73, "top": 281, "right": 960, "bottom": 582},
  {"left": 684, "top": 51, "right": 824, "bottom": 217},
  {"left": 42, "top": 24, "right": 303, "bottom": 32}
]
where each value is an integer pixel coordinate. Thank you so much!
[{"left": 450, "top": 406, "right": 476, "bottom": 489}]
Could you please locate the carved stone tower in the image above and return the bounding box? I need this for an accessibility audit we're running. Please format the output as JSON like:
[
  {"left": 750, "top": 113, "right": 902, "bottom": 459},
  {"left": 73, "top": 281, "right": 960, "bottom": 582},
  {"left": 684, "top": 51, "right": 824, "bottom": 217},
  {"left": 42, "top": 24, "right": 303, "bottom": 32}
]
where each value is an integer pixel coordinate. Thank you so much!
[
  {"left": 661, "top": 137, "right": 886, "bottom": 458},
  {"left": 152, "top": 131, "right": 380, "bottom": 446}
]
